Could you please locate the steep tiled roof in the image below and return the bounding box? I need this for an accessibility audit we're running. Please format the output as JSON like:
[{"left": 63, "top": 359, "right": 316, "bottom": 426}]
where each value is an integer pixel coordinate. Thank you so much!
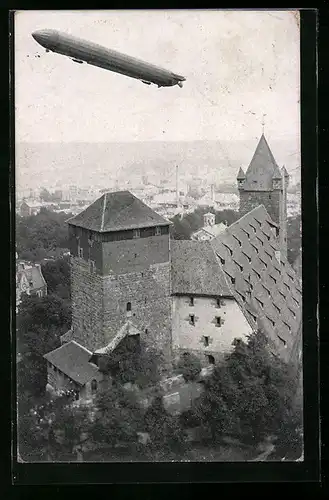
[
  {"left": 237, "top": 167, "right": 246, "bottom": 180},
  {"left": 67, "top": 191, "right": 170, "bottom": 232},
  {"left": 242, "top": 134, "right": 282, "bottom": 191},
  {"left": 44, "top": 340, "right": 99, "bottom": 385},
  {"left": 211, "top": 205, "right": 302, "bottom": 361},
  {"left": 171, "top": 240, "right": 232, "bottom": 297},
  {"left": 94, "top": 320, "right": 141, "bottom": 355}
]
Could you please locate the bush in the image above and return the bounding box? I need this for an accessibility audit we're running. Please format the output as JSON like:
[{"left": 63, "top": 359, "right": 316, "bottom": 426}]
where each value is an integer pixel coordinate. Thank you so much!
[{"left": 177, "top": 352, "right": 202, "bottom": 382}]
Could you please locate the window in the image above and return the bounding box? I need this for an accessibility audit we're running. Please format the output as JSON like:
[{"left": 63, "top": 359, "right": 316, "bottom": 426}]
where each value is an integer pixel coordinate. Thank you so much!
[
  {"left": 203, "top": 336, "right": 209, "bottom": 347},
  {"left": 262, "top": 285, "right": 271, "bottom": 296},
  {"left": 78, "top": 246, "right": 83, "bottom": 258},
  {"left": 216, "top": 298, "right": 221, "bottom": 308},
  {"left": 133, "top": 229, "right": 141, "bottom": 239},
  {"left": 241, "top": 228, "right": 250, "bottom": 239},
  {"left": 250, "top": 243, "right": 259, "bottom": 254},
  {"left": 249, "top": 224, "right": 257, "bottom": 233},
  {"left": 283, "top": 321, "right": 291, "bottom": 331},
  {"left": 145, "top": 329, "right": 148, "bottom": 334},
  {"left": 269, "top": 275, "right": 277, "bottom": 284},
  {"left": 126, "top": 302, "right": 132, "bottom": 312},
  {"left": 189, "top": 314, "right": 195, "bottom": 326},
  {"left": 89, "top": 260, "right": 96, "bottom": 273},
  {"left": 284, "top": 282, "right": 290, "bottom": 291},
  {"left": 237, "top": 291, "right": 246, "bottom": 302},
  {"left": 219, "top": 256, "right": 225, "bottom": 265},
  {"left": 189, "top": 297, "right": 194, "bottom": 306},
  {"left": 259, "top": 258, "right": 267, "bottom": 268},
  {"left": 155, "top": 226, "right": 161, "bottom": 236},
  {"left": 215, "top": 316, "right": 222, "bottom": 327},
  {"left": 74, "top": 391, "right": 80, "bottom": 401},
  {"left": 207, "top": 355, "right": 215, "bottom": 365},
  {"left": 91, "top": 379, "right": 98, "bottom": 394}
]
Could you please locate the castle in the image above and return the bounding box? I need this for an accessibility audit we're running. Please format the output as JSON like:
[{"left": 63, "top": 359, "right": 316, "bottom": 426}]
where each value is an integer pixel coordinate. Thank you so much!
[{"left": 44, "top": 134, "right": 302, "bottom": 401}]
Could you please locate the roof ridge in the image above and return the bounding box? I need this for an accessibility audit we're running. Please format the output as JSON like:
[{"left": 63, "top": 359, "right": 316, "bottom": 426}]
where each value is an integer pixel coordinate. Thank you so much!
[
  {"left": 222, "top": 204, "right": 267, "bottom": 233},
  {"left": 100, "top": 193, "right": 107, "bottom": 232}
]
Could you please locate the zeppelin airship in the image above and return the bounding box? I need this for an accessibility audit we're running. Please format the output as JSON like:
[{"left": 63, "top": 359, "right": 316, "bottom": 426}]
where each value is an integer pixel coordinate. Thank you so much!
[{"left": 31, "top": 29, "right": 186, "bottom": 88}]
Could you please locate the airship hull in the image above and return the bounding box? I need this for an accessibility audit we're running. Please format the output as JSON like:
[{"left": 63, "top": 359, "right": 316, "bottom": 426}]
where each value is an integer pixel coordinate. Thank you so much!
[{"left": 32, "top": 30, "right": 186, "bottom": 88}]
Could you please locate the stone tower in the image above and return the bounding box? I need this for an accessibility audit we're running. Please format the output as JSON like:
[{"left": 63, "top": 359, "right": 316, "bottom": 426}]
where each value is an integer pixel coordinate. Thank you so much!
[
  {"left": 237, "top": 134, "right": 289, "bottom": 257},
  {"left": 66, "top": 191, "right": 173, "bottom": 365}
]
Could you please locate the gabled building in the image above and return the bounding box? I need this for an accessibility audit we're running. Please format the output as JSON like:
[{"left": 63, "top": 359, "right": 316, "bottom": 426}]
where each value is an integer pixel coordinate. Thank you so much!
[
  {"left": 191, "top": 212, "right": 227, "bottom": 241},
  {"left": 16, "top": 260, "right": 48, "bottom": 308}
]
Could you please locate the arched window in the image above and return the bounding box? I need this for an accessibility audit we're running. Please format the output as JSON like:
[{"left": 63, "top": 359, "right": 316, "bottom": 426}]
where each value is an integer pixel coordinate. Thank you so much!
[
  {"left": 126, "top": 302, "right": 132, "bottom": 312},
  {"left": 91, "top": 379, "right": 98, "bottom": 394}
]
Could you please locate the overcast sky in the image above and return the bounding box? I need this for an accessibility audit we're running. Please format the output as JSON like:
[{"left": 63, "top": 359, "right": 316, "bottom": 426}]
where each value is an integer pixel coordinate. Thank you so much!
[{"left": 14, "top": 10, "right": 300, "bottom": 144}]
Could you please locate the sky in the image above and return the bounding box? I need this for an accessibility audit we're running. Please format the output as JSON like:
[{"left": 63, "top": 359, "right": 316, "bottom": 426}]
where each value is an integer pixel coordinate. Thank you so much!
[{"left": 14, "top": 10, "right": 300, "bottom": 145}]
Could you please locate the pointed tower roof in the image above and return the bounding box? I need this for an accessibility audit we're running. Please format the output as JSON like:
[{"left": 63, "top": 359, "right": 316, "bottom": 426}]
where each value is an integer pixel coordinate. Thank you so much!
[
  {"left": 237, "top": 167, "right": 246, "bottom": 180},
  {"left": 67, "top": 191, "right": 170, "bottom": 232},
  {"left": 281, "top": 165, "right": 290, "bottom": 179},
  {"left": 243, "top": 134, "right": 281, "bottom": 191},
  {"left": 272, "top": 163, "right": 283, "bottom": 180}
]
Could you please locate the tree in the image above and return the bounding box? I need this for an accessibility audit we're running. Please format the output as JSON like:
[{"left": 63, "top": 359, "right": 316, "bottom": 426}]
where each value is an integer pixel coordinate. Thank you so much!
[
  {"left": 176, "top": 352, "right": 202, "bottom": 382},
  {"left": 16, "top": 209, "right": 72, "bottom": 262},
  {"left": 191, "top": 331, "right": 302, "bottom": 450},
  {"left": 88, "top": 383, "right": 144, "bottom": 450},
  {"left": 143, "top": 395, "right": 187, "bottom": 459},
  {"left": 41, "top": 256, "right": 71, "bottom": 299}
]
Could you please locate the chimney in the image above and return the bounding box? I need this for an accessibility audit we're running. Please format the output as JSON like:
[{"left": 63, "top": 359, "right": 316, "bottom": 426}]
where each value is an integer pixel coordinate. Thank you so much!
[{"left": 211, "top": 184, "right": 215, "bottom": 204}]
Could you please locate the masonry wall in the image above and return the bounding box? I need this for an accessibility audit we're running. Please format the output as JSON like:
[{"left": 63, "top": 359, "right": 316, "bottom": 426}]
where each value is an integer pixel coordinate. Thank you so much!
[
  {"left": 102, "top": 262, "right": 172, "bottom": 365},
  {"left": 70, "top": 256, "right": 105, "bottom": 351},
  {"left": 171, "top": 295, "right": 252, "bottom": 366},
  {"left": 69, "top": 227, "right": 172, "bottom": 364}
]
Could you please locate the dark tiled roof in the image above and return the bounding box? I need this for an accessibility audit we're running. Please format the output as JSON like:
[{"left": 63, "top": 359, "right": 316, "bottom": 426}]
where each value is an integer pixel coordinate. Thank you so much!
[
  {"left": 211, "top": 205, "right": 302, "bottom": 361},
  {"left": 171, "top": 240, "right": 232, "bottom": 297},
  {"left": 67, "top": 191, "right": 170, "bottom": 232},
  {"left": 242, "top": 134, "right": 282, "bottom": 191},
  {"left": 44, "top": 340, "right": 99, "bottom": 385}
]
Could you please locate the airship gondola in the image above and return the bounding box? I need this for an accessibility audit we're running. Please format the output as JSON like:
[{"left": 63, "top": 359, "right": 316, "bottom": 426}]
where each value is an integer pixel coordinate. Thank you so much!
[{"left": 32, "top": 29, "right": 186, "bottom": 88}]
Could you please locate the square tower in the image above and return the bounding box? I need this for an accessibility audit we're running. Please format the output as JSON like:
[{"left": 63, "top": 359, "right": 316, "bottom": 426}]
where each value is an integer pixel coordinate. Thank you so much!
[
  {"left": 237, "top": 134, "right": 289, "bottom": 257},
  {"left": 66, "top": 191, "right": 172, "bottom": 364}
]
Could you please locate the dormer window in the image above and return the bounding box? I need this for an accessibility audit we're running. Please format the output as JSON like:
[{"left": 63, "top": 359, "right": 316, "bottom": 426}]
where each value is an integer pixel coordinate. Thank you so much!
[
  {"left": 255, "top": 297, "right": 264, "bottom": 308},
  {"left": 256, "top": 236, "right": 264, "bottom": 246},
  {"left": 266, "top": 315, "right": 275, "bottom": 327},
  {"left": 217, "top": 254, "right": 225, "bottom": 265},
  {"left": 233, "top": 260, "right": 243, "bottom": 271},
  {"left": 279, "top": 290, "right": 286, "bottom": 299},
  {"left": 262, "top": 285, "right": 271, "bottom": 296},
  {"left": 284, "top": 282, "right": 290, "bottom": 291},
  {"left": 269, "top": 274, "right": 277, "bottom": 284},
  {"left": 237, "top": 291, "right": 246, "bottom": 302},
  {"left": 232, "top": 235, "right": 242, "bottom": 247},
  {"left": 223, "top": 243, "right": 233, "bottom": 256},
  {"left": 265, "top": 250, "right": 272, "bottom": 260},
  {"left": 283, "top": 321, "right": 291, "bottom": 331},
  {"left": 242, "top": 251, "right": 252, "bottom": 263},
  {"left": 249, "top": 224, "right": 257, "bottom": 233},
  {"left": 126, "top": 302, "right": 132, "bottom": 312},
  {"left": 252, "top": 268, "right": 261, "bottom": 280},
  {"left": 292, "top": 297, "right": 299, "bottom": 306},
  {"left": 288, "top": 307, "right": 296, "bottom": 318},
  {"left": 250, "top": 243, "right": 259, "bottom": 254},
  {"left": 277, "top": 335, "right": 287, "bottom": 347},
  {"left": 273, "top": 304, "right": 281, "bottom": 313},
  {"left": 241, "top": 228, "right": 250, "bottom": 239},
  {"left": 259, "top": 257, "right": 267, "bottom": 268}
]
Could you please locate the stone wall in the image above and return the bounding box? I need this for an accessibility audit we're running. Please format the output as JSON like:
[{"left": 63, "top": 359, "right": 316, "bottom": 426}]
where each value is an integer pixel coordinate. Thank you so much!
[
  {"left": 70, "top": 256, "right": 105, "bottom": 351},
  {"left": 103, "top": 261, "right": 172, "bottom": 364}
]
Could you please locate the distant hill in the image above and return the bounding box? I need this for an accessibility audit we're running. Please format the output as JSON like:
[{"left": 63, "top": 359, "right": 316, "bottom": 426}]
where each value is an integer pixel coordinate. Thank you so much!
[{"left": 15, "top": 140, "right": 301, "bottom": 190}]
